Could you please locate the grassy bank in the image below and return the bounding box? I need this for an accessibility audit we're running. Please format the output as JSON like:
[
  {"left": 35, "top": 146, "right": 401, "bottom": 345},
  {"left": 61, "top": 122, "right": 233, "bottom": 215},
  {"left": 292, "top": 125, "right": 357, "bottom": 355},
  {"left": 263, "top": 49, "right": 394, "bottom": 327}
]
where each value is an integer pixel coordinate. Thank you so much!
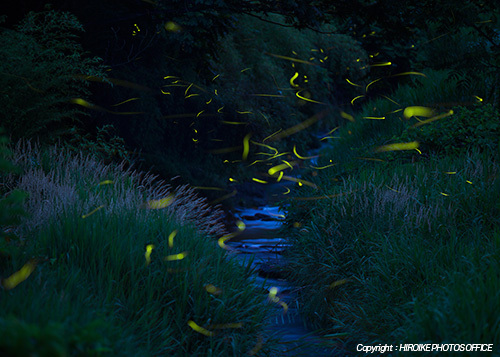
[
  {"left": 281, "top": 72, "right": 500, "bottom": 353},
  {"left": 0, "top": 139, "right": 279, "bottom": 356}
]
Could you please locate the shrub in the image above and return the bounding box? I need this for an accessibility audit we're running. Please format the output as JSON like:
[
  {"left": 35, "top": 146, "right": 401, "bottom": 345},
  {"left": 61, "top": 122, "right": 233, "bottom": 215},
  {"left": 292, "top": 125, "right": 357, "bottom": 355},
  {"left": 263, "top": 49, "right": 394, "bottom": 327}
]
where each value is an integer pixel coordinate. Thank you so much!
[
  {"left": 396, "top": 104, "right": 499, "bottom": 156},
  {"left": 63, "top": 124, "right": 139, "bottom": 167}
]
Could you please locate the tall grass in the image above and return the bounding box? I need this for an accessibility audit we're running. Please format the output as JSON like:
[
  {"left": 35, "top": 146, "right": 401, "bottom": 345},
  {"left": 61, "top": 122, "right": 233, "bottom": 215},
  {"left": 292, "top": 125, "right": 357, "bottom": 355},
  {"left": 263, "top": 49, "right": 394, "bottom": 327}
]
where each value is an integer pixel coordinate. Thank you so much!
[
  {"left": 2, "top": 139, "right": 227, "bottom": 239},
  {"left": 0, "top": 140, "right": 279, "bottom": 356},
  {"left": 283, "top": 147, "right": 500, "bottom": 352}
]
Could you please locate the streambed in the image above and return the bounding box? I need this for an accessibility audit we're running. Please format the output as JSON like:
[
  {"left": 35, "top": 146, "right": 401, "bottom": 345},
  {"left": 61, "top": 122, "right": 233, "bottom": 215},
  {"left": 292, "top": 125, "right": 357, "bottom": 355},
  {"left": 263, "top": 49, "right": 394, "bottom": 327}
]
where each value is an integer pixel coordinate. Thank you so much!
[{"left": 224, "top": 180, "right": 346, "bottom": 356}]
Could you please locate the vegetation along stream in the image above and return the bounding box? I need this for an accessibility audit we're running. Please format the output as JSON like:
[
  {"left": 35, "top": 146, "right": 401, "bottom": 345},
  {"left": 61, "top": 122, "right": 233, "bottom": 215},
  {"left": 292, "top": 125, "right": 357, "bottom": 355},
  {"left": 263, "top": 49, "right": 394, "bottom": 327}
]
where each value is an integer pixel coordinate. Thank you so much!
[{"left": 1, "top": 1, "right": 499, "bottom": 355}]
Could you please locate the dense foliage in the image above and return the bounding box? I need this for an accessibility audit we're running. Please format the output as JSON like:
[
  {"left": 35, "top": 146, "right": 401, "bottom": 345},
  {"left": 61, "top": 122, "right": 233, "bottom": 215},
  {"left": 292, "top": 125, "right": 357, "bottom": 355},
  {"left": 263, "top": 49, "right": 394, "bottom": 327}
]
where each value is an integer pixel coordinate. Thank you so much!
[
  {"left": 396, "top": 104, "right": 500, "bottom": 156},
  {"left": 0, "top": 9, "right": 109, "bottom": 143}
]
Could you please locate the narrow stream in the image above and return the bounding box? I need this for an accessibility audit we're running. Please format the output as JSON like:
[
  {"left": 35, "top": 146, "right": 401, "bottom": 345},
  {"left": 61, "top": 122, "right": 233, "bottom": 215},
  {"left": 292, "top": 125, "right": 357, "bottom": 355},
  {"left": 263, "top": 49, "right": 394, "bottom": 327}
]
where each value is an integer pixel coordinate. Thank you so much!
[{"left": 224, "top": 156, "right": 346, "bottom": 356}]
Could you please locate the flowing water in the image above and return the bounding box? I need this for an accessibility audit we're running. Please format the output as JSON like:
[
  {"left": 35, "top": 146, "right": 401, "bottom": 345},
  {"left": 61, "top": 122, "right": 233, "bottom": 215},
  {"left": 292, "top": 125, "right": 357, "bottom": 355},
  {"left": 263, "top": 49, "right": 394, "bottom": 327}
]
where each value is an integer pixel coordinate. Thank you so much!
[{"left": 225, "top": 174, "right": 347, "bottom": 356}]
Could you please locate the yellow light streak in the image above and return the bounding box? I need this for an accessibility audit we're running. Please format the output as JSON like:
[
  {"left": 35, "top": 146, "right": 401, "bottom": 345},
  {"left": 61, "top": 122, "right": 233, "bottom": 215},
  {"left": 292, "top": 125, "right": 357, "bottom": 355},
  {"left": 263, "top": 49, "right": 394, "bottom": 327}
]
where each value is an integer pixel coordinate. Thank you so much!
[
  {"left": 280, "top": 175, "right": 318, "bottom": 188},
  {"left": 351, "top": 95, "right": 365, "bottom": 105},
  {"left": 290, "top": 72, "right": 300, "bottom": 88},
  {"left": 184, "top": 83, "right": 193, "bottom": 97},
  {"left": 264, "top": 52, "right": 319, "bottom": 66},
  {"left": 375, "top": 141, "right": 419, "bottom": 153},
  {"left": 164, "top": 251, "right": 188, "bottom": 261},
  {"left": 2, "top": 260, "right": 37, "bottom": 290},
  {"left": 370, "top": 62, "right": 392, "bottom": 67},
  {"left": 403, "top": 106, "right": 436, "bottom": 120},
  {"left": 263, "top": 129, "right": 283, "bottom": 142},
  {"left": 252, "top": 178, "right": 268, "bottom": 184},
  {"left": 242, "top": 133, "right": 251, "bottom": 160},
  {"left": 145, "top": 244, "right": 154, "bottom": 266},
  {"left": 345, "top": 78, "right": 362, "bottom": 87},
  {"left": 268, "top": 287, "right": 278, "bottom": 302},
  {"left": 325, "top": 126, "right": 340, "bottom": 135},
  {"left": 329, "top": 279, "right": 348, "bottom": 289},
  {"left": 164, "top": 21, "right": 181, "bottom": 32},
  {"left": 220, "top": 121, "right": 248, "bottom": 125},
  {"left": 146, "top": 194, "right": 174, "bottom": 209},
  {"left": 268, "top": 163, "right": 291, "bottom": 176},
  {"left": 187, "top": 320, "right": 214, "bottom": 337},
  {"left": 210, "top": 189, "right": 237, "bottom": 205},
  {"left": 232, "top": 222, "right": 243, "bottom": 235},
  {"left": 97, "top": 180, "right": 114, "bottom": 186},
  {"left": 247, "top": 335, "right": 264, "bottom": 356},
  {"left": 390, "top": 71, "right": 427, "bottom": 78},
  {"left": 205, "top": 284, "right": 222, "bottom": 295},
  {"left": 365, "top": 78, "right": 382, "bottom": 92},
  {"left": 168, "top": 230, "right": 178, "bottom": 248},
  {"left": 82, "top": 205, "right": 105, "bottom": 219},
  {"left": 267, "top": 109, "right": 329, "bottom": 142},
  {"left": 293, "top": 145, "right": 317, "bottom": 160},
  {"left": 411, "top": 110, "right": 454, "bottom": 128},
  {"left": 251, "top": 141, "right": 278, "bottom": 155},
  {"left": 218, "top": 231, "right": 239, "bottom": 249},
  {"left": 380, "top": 95, "right": 400, "bottom": 106},
  {"left": 320, "top": 136, "right": 340, "bottom": 141},
  {"left": 296, "top": 90, "right": 326, "bottom": 104},
  {"left": 340, "top": 111, "right": 355, "bottom": 122},
  {"left": 310, "top": 164, "right": 337, "bottom": 170},
  {"left": 111, "top": 98, "right": 140, "bottom": 106}
]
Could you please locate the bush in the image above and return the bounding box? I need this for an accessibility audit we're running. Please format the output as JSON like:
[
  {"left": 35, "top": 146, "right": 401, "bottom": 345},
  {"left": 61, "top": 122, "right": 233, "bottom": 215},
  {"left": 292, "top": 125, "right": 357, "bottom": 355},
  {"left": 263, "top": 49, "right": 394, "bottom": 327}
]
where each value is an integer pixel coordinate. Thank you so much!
[{"left": 396, "top": 104, "right": 499, "bottom": 156}]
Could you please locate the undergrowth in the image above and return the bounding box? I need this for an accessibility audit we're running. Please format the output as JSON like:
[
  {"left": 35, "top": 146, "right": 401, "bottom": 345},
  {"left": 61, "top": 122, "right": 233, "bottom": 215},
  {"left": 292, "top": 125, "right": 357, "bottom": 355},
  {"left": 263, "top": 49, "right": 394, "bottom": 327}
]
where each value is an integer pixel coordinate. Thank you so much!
[
  {"left": 0, "top": 137, "right": 280, "bottom": 356},
  {"left": 280, "top": 68, "right": 500, "bottom": 354}
]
